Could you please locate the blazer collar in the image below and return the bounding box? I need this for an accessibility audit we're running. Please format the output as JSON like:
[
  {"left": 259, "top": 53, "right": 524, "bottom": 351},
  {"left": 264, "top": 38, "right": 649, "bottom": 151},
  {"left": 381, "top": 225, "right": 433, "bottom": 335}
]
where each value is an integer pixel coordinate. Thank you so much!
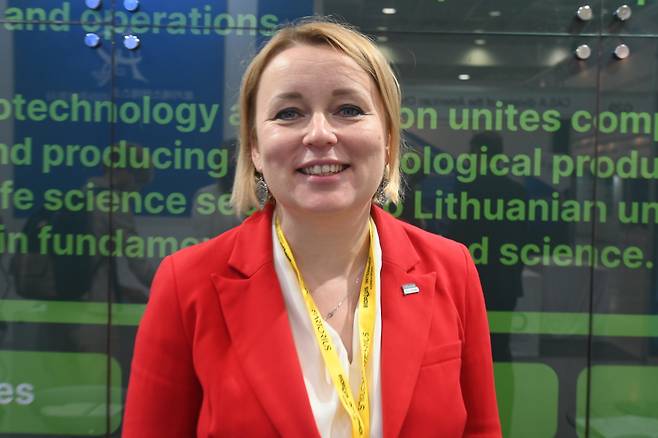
[
  {"left": 213, "top": 203, "right": 320, "bottom": 437},
  {"left": 226, "top": 203, "right": 276, "bottom": 277},
  {"left": 225, "top": 203, "right": 422, "bottom": 274},
  {"left": 370, "top": 205, "right": 420, "bottom": 272}
]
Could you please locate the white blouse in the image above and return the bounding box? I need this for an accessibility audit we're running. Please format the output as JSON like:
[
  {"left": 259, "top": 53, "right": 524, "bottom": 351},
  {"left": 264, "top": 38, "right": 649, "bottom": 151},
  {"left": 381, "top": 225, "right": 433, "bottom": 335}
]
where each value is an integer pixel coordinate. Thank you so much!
[{"left": 272, "top": 222, "right": 383, "bottom": 438}]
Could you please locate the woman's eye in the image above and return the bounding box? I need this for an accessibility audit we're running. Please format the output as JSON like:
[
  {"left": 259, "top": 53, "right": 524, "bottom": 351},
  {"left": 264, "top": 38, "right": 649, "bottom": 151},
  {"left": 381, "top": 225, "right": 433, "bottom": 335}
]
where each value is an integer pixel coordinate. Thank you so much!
[
  {"left": 274, "top": 108, "right": 301, "bottom": 120},
  {"left": 337, "top": 105, "right": 364, "bottom": 117}
]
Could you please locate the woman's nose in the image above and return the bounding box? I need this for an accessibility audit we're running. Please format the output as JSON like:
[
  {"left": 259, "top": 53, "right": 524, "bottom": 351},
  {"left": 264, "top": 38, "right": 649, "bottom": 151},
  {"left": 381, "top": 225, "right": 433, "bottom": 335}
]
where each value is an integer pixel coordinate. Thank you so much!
[{"left": 303, "top": 113, "right": 338, "bottom": 147}]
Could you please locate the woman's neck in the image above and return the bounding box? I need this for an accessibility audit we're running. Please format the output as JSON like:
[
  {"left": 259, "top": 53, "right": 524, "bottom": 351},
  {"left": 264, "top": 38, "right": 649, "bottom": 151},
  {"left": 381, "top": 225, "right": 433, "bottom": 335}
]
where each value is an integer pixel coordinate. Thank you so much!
[{"left": 275, "top": 205, "right": 371, "bottom": 284}]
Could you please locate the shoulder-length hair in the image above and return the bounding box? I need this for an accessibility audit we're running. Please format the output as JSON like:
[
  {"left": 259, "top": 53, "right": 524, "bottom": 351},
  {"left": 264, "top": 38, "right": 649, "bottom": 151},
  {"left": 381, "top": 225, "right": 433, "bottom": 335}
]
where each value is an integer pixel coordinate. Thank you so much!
[{"left": 230, "top": 17, "right": 402, "bottom": 215}]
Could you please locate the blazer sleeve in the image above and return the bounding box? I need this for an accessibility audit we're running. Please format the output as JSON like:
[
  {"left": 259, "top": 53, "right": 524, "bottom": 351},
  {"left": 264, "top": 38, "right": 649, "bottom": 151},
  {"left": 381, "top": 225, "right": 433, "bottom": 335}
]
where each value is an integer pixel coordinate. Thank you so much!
[
  {"left": 459, "top": 245, "right": 502, "bottom": 437},
  {"left": 123, "top": 255, "right": 202, "bottom": 437}
]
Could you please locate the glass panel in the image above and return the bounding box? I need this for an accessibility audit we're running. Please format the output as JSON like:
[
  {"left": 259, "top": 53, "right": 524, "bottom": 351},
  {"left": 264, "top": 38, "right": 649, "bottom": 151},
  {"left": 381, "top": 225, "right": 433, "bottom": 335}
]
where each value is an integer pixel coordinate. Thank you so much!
[
  {"left": 105, "top": 2, "right": 310, "bottom": 433},
  {"left": 383, "top": 32, "right": 598, "bottom": 436},
  {"left": 319, "top": 0, "right": 602, "bottom": 35},
  {"left": 105, "top": 20, "right": 290, "bottom": 435},
  {"left": 0, "top": 22, "right": 112, "bottom": 437},
  {"left": 4, "top": 1, "right": 658, "bottom": 437},
  {"left": 585, "top": 35, "right": 658, "bottom": 437}
]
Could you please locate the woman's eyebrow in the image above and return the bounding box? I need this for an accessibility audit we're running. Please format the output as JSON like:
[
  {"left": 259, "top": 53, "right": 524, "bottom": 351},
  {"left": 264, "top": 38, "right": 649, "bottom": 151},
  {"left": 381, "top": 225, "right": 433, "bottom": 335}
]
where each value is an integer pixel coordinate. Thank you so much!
[
  {"left": 272, "top": 91, "right": 303, "bottom": 101},
  {"left": 270, "top": 88, "right": 368, "bottom": 104},
  {"left": 331, "top": 87, "right": 366, "bottom": 98}
]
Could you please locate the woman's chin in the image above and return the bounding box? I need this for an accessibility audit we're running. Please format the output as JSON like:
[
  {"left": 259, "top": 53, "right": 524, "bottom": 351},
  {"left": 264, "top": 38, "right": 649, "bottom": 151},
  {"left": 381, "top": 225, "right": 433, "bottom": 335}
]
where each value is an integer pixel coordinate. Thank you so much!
[{"left": 278, "top": 195, "right": 370, "bottom": 217}]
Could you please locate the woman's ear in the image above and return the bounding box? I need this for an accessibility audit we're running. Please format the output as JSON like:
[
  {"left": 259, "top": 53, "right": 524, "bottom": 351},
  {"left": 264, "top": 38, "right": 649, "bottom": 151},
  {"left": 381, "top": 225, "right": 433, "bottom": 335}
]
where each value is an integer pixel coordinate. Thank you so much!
[
  {"left": 250, "top": 142, "right": 262, "bottom": 173},
  {"left": 385, "top": 137, "right": 391, "bottom": 165},
  {"left": 384, "top": 129, "right": 392, "bottom": 164}
]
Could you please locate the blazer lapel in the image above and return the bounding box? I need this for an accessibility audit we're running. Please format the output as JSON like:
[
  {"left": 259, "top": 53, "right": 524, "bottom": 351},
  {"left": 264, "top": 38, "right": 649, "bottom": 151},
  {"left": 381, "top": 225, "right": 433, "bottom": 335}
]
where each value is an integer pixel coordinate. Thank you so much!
[
  {"left": 372, "top": 207, "right": 436, "bottom": 438},
  {"left": 211, "top": 205, "right": 319, "bottom": 437}
]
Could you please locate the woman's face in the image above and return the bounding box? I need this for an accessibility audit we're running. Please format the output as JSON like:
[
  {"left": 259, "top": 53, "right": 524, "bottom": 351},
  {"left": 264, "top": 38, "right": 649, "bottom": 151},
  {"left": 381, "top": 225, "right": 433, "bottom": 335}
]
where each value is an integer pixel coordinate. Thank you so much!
[{"left": 251, "top": 44, "right": 388, "bottom": 219}]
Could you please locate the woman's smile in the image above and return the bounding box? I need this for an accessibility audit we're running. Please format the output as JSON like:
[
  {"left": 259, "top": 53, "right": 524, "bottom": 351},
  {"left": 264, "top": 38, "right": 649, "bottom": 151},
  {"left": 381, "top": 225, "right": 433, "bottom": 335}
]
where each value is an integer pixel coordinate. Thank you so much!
[{"left": 298, "top": 163, "right": 348, "bottom": 176}]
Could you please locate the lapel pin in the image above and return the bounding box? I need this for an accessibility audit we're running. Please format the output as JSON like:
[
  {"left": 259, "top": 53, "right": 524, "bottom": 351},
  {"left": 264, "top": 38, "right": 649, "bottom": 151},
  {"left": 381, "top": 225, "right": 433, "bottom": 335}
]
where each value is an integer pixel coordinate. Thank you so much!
[{"left": 401, "top": 283, "right": 420, "bottom": 295}]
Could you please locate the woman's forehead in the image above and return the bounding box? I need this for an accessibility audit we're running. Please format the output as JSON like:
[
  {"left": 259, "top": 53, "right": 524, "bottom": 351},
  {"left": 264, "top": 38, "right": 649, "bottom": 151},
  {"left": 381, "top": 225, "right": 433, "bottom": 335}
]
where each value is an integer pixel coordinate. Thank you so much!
[
  {"left": 258, "top": 45, "right": 376, "bottom": 98},
  {"left": 267, "top": 47, "right": 363, "bottom": 76}
]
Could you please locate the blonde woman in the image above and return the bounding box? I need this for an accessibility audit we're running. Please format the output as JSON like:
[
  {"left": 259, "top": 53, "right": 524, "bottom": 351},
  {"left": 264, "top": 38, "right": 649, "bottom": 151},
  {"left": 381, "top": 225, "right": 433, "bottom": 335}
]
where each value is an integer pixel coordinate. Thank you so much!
[{"left": 124, "top": 18, "right": 501, "bottom": 438}]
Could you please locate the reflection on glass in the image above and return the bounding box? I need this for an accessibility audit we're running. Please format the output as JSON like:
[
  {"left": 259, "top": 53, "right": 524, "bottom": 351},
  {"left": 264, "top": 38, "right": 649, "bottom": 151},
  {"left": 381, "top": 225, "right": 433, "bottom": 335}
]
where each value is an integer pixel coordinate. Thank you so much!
[{"left": 0, "top": 2, "right": 657, "bottom": 437}]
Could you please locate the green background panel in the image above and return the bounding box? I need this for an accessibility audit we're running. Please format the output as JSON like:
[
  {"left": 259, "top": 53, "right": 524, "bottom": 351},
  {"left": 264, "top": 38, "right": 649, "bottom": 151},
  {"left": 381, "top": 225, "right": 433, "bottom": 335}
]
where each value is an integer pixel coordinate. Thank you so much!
[
  {"left": 494, "top": 362, "right": 559, "bottom": 438},
  {"left": 576, "top": 365, "right": 658, "bottom": 438},
  {"left": 0, "top": 351, "right": 122, "bottom": 435},
  {"left": 1, "top": 1, "right": 658, "bottom": 436},
  {"left": 3, "top": 300, "right": 658, "bottom": 337}
]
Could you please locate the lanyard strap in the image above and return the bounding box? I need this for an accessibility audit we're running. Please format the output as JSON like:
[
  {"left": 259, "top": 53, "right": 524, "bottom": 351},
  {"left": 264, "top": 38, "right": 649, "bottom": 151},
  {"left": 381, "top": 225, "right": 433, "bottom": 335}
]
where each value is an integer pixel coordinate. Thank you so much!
[{"left": 275, "top": 217, "right": 376, "bottom": 438}]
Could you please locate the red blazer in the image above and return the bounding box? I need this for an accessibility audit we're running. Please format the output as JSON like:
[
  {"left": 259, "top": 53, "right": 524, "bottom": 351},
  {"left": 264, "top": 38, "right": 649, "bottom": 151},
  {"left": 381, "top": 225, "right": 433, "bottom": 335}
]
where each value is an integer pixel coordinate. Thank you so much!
[{"left": 123, "top": 205, "right": 501, "bottom": 437}]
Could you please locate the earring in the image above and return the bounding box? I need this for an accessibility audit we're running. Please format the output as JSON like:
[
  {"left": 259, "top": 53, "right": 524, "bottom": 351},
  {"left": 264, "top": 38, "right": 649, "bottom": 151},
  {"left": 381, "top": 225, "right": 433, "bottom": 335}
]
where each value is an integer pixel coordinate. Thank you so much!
[
  {"left": 374, "top": 178, "right": 389, "bottom": 206},
  {"left": 255, "top": 173, "right": 271, "bottom": 207},
  {"left": 374, "top": 164, "right": 390, "bottom": 206}
]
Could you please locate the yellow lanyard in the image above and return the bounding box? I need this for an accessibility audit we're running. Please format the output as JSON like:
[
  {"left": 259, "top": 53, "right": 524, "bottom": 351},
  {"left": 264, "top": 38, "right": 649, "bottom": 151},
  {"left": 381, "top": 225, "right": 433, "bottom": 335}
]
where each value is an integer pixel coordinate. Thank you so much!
[{"left": 275, "top": 217, "right": 376, "bottom": 438}]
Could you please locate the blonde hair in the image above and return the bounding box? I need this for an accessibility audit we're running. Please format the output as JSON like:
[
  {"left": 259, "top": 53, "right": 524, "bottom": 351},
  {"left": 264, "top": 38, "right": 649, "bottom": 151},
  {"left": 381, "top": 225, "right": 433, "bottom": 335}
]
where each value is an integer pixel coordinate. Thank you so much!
[{"left": 230, "top": 17, "right": 402, "bottom": 215}]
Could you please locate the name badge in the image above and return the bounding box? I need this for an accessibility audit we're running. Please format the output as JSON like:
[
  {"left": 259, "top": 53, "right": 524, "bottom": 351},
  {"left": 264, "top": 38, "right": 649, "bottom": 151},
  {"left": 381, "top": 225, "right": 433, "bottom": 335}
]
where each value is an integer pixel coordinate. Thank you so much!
[{"left": 401, "top": 283, "right": 420, "bottom": 295}]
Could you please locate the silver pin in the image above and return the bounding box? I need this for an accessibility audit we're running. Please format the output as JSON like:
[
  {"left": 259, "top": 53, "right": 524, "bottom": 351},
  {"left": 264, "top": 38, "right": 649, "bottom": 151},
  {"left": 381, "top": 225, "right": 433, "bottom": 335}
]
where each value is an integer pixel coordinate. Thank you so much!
[{"left": 401, "top": 283, "right": 420, "bottom": 295}]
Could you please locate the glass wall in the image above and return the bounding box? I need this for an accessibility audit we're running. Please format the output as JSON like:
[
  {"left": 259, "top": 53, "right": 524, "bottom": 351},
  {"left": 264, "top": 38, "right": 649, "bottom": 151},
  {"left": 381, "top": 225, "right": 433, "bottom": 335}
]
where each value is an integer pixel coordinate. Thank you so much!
[{"left": 0, "top": 0, "right": 656, "bottom": 436}]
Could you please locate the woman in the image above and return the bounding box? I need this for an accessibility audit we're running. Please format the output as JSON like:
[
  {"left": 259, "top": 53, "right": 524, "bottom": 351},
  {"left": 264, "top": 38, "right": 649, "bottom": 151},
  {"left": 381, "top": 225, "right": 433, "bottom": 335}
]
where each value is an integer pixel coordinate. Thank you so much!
[{"left": 123, "top": 19, "right": 501, "bottom": 438}]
